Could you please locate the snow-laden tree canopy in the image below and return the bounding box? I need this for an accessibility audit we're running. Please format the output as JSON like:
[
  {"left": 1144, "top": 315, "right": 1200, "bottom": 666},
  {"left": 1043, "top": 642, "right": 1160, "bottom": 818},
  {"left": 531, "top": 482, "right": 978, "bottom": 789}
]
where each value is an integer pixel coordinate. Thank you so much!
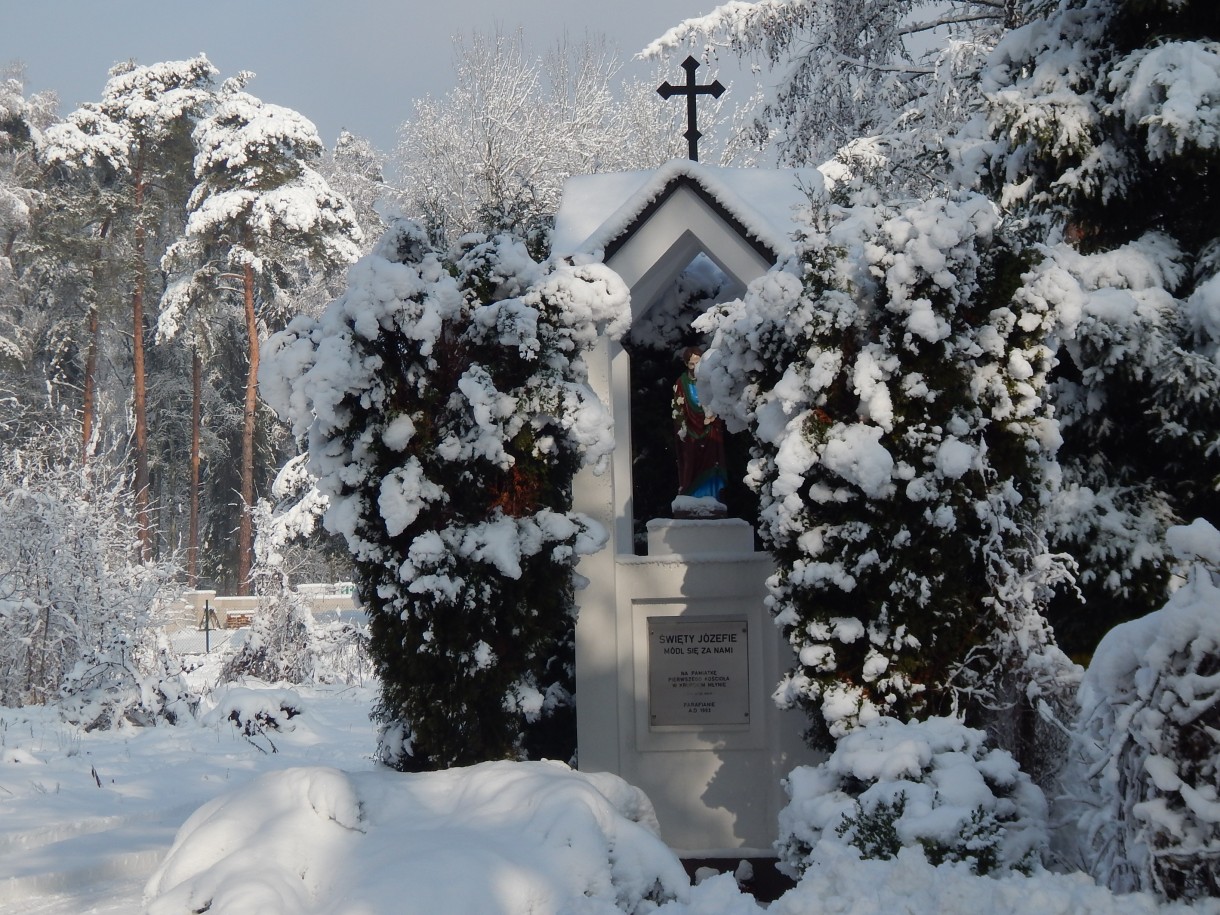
[
  {"left": 0, "top": 76, "right": 40, "bottom": 259},
  {"left": 170, "top": 74, "right": 362, "bottom": 307},
  {"left": 160, "top": 73, "right": 364, "bottom": 341},
  {"left": 0, "top": 75, "right": 44, "bottom": 384},
  {"left": 261, "top": 220, "right": 630, "bottom": 768},
  {"left": 982, "top": 0, "right": 1220, "bottom": 649},
  {"left": 41, "top": 55, "right": 217, "bottom": 178},
  {"left": 643, "top": 0, "right": 1022, "bottom": 176}
]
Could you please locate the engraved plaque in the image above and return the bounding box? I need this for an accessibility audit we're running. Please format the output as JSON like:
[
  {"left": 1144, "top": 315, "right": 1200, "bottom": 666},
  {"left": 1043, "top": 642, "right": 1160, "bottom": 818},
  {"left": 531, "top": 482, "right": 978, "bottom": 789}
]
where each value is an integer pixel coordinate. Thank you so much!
[{"left": 648, "top": 616, "right": 750, "bottom": 727}]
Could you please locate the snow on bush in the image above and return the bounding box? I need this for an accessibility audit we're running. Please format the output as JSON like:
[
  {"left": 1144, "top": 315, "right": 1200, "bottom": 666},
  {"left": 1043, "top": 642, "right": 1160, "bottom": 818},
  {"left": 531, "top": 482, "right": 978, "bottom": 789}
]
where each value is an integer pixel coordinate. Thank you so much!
[
  {"left": 983, "top": 0, "right": 1220, "bottom": 656},
  {"left": 144, "top": 760, "right": 689, "bottom": 915},
  {"left": 0, "top": 443, "right": 182, "bottom": 728},
  {"left": 218, "top": 530, "right": 369, "bottom": 689},
  {"left": 200, "top": 683, "right": 303, "bottom": 753},
  {"left": 59, "top": 630, "right": 197, "bottom": 731},
  {"left": 1067, "top": 520, "right": 1220, "bottom": 901},
  {"left": 260, "top": 220, "right": 629, "bottom": 769},
  {"left": 222, "top": 490, "right": 373, "bottom": 689},
  {"left": 775, "top": 716, "right": 1048, "bottom": 879},
  {"left": 696, "top": 191, "right": 1076, "bottom": 759}
]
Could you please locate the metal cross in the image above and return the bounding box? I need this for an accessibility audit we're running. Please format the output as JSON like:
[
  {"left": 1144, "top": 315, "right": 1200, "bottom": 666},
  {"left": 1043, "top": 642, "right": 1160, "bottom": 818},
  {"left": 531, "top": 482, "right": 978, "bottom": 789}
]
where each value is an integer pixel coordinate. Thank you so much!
[{"left": 657, "top": 56, "right": 725, "bottom": 162}]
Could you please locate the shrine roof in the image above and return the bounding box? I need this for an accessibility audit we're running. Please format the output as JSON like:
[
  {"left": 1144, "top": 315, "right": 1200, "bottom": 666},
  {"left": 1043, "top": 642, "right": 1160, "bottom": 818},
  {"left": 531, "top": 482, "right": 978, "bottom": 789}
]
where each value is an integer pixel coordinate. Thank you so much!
[{"left": 551, "top": 160, "right": 821, "bottom": 263}]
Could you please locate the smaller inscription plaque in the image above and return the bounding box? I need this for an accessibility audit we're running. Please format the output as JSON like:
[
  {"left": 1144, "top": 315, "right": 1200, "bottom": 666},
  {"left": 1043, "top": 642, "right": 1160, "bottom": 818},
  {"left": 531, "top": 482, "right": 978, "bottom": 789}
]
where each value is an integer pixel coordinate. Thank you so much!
[{"left": 648, "top": 616, "right": 750, "bottom": 727}]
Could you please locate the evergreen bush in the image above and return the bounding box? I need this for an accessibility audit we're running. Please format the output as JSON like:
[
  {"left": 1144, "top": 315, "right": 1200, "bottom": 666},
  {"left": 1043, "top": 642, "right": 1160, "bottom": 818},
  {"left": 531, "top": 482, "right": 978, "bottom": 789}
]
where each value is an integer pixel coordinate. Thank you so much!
[
  {"left": 776, "top": 716, "right": 1048, "bottom": 878},
  {"left": 697, "top": 191, "right": 1076, "bottom": 752},
  {"left": 261, "top": 220, "right": 628, "bottom": 769}
]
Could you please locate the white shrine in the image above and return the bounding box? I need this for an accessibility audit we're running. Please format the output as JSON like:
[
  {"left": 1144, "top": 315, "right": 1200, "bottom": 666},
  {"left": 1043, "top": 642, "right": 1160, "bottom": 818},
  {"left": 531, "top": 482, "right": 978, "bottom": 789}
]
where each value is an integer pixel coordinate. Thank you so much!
[{"left": 553, "top": 160, "right": 821, "bottom": 854}]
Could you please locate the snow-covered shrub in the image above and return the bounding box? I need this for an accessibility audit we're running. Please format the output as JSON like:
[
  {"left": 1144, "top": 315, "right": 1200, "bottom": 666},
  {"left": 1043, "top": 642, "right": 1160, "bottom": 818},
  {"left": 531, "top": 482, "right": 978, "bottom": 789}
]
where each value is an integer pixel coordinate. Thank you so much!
[
  {"left": 697, "top": 191, "right": 1076, "bottom": 757},
  {"left": 220, "top": 590, "right": 316, "bottom": 685},
  {"left": 1067, "top": 519, "right": 1220, "bottom": 901},
  {"left": 306, "top": 618, "right": 370, "bottom": 686},
  {"left": 221, "top": 501, "right": 370, "bottom": 687},
  {"left": 60, "top": 631, "right": 197, "bottom": 731},
  {"left": 0, "top": 443, "right": 179, "bottom": 721},
  {"left": 776, "top": 717, "right": 1048, "bottom": 879},
  {"left": 219, "top": 593, "right": 370, "bottom": 688},
  {"left": 202, "top": 684, "right": 303, "bottom": 754},
  {"left": 260, "top": 220, "right": 629, "bottom": 769}
]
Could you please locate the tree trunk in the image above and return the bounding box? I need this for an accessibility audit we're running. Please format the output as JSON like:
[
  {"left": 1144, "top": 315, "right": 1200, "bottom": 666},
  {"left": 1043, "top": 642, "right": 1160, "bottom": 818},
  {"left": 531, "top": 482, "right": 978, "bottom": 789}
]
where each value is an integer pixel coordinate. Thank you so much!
[
  {"left": 188, "top": 347, "right": 202, "bottom": 588},
  {"left": 131, "top": 145, "right": 152, "bottom": 561},
  {"left": 237, "top": 259, "right": 258, "bottom": 594},
  {"left": 82, "top": 303, "right": 100, "bottom": 461},
  {"left": 82, "top": 217, "right": 111, "bottom": 463}
]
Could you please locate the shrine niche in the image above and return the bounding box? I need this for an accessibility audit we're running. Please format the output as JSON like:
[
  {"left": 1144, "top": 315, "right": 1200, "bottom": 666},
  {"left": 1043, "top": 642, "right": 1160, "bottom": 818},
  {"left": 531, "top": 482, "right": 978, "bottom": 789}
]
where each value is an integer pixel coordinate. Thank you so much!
[
  {"left": 621, "top": 253, "right": 749, "bottom": 552},
  {"left": 553, "top": 160, "right": 820, "bottom": 853},
  {"left": 552, "top": 161, "right": 813, "bottom": 554}
]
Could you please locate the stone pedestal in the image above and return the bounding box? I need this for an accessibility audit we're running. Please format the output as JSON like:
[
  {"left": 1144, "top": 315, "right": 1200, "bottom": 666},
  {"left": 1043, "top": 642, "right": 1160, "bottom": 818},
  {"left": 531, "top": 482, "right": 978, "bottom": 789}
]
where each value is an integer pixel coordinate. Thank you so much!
[
  {"left": 646, "top": 517, "right": 754, "bottom": 556},
  {"left": 575, "top": 516, "right": 819, "bottom": 853}
]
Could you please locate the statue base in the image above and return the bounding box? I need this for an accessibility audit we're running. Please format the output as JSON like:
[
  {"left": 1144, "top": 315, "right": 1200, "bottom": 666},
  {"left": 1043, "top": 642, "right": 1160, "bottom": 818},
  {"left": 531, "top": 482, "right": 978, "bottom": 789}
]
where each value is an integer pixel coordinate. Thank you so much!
[{"left": 646, "top": 516, "right": 754, "bottom": 556}]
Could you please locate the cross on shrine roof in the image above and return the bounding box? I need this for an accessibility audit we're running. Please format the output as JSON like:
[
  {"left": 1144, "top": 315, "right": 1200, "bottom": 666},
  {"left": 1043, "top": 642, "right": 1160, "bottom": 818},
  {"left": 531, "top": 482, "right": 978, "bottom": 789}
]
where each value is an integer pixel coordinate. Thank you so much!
[{"left": 657, "top": 56, "right": 724, "bottom": 163}]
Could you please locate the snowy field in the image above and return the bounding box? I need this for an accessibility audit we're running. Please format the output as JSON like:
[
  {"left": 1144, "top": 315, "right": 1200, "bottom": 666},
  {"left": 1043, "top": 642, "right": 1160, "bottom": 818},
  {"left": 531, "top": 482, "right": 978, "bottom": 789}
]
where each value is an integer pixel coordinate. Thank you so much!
[{"left": 2, "top": 672, "right": 1218, "bottom": 914}]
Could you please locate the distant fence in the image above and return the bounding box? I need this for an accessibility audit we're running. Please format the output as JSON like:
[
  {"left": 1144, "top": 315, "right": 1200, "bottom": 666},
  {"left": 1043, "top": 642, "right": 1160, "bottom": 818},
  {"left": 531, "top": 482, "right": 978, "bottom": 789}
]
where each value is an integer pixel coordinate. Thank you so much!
[{"left": 165, "top": 583, "right": 361, "bottom": 632}]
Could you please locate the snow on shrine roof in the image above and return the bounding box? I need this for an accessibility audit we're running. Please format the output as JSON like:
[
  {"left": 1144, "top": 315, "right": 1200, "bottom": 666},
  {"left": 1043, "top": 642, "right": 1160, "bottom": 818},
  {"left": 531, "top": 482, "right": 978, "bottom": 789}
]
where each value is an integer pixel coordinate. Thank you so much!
[{"left": 551, "top": 159, "right": 821, "bottom": 262}]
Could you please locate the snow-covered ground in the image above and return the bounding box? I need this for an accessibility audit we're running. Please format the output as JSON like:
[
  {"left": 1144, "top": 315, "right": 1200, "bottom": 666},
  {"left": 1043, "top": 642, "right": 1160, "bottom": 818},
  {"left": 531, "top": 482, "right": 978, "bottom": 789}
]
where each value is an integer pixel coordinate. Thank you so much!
[
  {"left": 3, "top": 672, "right": 1218, "bottom": 914},
  {"left": 0, "top": 675, "right": 378, "bottom": 914}
]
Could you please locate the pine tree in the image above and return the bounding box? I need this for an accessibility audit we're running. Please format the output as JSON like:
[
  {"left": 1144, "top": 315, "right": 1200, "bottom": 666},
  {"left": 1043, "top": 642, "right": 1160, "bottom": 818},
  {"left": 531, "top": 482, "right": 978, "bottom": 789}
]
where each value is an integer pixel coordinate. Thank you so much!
[
  {"left": 697, "top": 191, "right": 1074, "bottom": 751},
  {"left": 97, "top": 57, "right": 214, "bottom": 559},
  {"left": 0, "top": 73, "right": 50, "bottom": 440},
  {"left": 984, "top": 0, "right": 1220, "bottom": 654},
  {"left": 4, "top": 72, "right": 126, "bottom": 455},
  {"left": 166, "top": 73, "right": 362, "bottom": 593},
  {"left": 0, "top": 71, "right": 42, "bottom": 271},
  {"left": 260, "top": 221, "right": 629, "bottom": 769}
]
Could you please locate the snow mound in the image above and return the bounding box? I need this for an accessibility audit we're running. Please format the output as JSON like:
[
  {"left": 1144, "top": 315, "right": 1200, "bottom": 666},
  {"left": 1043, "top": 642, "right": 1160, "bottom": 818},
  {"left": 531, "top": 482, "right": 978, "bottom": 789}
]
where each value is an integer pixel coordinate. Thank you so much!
[
  {"left": 144, "top": 760, "right": 689, "bottom": 914},
  {"left": 760, "top": 844, "right": 1213, "bottom": 915}
]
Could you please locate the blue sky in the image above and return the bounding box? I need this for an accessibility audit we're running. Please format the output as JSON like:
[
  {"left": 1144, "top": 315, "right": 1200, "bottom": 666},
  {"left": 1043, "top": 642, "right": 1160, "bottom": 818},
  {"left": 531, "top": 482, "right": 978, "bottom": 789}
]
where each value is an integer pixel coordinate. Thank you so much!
[{"left": 5, "top": 0, "right": 725, "bottom": 155}]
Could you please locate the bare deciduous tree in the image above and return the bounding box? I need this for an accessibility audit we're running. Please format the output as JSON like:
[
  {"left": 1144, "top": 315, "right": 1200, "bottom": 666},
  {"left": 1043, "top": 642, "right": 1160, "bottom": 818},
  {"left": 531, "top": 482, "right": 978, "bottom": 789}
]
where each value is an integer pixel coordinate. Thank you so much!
[{"left": 395, "top": 30, "right": 750, "bottom": 245}]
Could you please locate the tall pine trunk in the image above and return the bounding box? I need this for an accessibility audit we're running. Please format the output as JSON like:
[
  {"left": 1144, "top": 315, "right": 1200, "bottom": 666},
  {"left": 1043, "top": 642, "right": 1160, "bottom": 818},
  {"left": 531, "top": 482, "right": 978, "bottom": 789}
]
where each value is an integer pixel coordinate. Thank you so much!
[
  {"left": 131, "top": 145, "right": 152, "bottom": 561},
  {"left": 188, "top": 347, "right": 202, "bottom": 588},
  {"left": 82, "top": 303, "right": 99, "bottom": 461},
  {"left": 82, "top": 217, "right": 110, "bottom": 462},
  {"left": 237, "top": 258, "right": 258, "bottom": 594}
]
